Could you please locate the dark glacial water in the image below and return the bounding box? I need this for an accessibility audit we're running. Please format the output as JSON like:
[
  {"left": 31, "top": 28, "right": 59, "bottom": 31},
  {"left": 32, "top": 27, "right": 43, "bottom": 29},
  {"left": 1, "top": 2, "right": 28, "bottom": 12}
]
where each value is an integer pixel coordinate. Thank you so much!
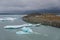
[{"left": 0, "top": 15, "right": 60, "bottom": 40}]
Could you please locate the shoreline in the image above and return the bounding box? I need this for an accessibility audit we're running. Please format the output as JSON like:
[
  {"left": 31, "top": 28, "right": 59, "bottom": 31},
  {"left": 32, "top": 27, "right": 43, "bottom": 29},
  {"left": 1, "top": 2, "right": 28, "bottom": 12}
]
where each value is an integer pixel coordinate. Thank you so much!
[{"left": 23, "top": 14, "right": 60, "bottom": 28}]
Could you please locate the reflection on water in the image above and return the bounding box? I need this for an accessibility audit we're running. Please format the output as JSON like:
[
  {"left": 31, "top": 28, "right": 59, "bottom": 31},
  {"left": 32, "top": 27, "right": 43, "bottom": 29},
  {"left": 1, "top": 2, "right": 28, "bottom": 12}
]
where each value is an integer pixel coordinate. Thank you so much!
[{"left": 0, "top": 15, "right": 60, "bottom": 40}]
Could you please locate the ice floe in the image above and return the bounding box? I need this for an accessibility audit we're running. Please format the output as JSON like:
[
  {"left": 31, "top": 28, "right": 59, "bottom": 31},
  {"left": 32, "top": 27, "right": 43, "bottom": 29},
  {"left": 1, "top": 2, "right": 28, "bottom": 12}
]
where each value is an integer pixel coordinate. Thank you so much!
[
  {"left": 16, "top": 27, "right": 33, "bottom": 34},
  {"left": 16, "top": 31, "right": 31, "bottom": 34},
  {"left": 4, "top": 23, "right": 41, "bottom": 34},
  {"left": 4, "top": 25, "right": 23, "bottom": 29},
  {"left": 4, "top": 24, "right": 40, "bottom": 29},
  {"left": 21, "top": 27, "right": 33, "bottom": 33},
  {"left": 0, "top": 17, "right": 16, "bottom": 21},
  {"left": 16, "top": 27, "right": 40, "bottom": 34}
]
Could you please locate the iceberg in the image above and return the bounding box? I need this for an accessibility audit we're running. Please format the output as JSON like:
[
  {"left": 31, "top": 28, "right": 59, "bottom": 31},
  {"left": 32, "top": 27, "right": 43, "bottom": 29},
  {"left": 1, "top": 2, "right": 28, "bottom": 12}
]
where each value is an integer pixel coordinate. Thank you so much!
[
  {"left": 32, "top": 24, "right": 41, "bottom": 27},
  {"left": 4, "top": 24, "right": 32, "bottom": 29},
  {"left": 4, "top": 24, "right": 40, "bottom": 29},
  {"left": 0, "top": 17, "right": 16, "bottom": 21},
  {"left": 16, "top": 31, "right": 31, "bottom": 34},
  {"left": 16, "top": 27, "right": 40, "bottom": 34},
  {"left": 16, "top": 27, "right": 33, "bottom": 34},
  {"left": 4, "top": 25, "right": 23, "bottom": 29},
  {"left": 21, "top": 27, "right": 33, "bottom": 33}
]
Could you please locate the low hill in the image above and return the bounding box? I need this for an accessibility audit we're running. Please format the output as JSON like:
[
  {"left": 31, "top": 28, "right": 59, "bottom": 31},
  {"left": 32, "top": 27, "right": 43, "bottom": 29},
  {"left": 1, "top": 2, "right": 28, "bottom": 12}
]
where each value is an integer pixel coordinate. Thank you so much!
[{"left": 23, "top": 14, "right": 60, "bottom": 28}]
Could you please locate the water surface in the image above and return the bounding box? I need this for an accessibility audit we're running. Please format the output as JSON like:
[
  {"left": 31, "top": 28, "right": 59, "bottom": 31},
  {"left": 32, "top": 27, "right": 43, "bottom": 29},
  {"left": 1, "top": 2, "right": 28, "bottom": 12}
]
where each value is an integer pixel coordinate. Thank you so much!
[{"left": 0, "top": 15, "right": 60, "bottom": 40}]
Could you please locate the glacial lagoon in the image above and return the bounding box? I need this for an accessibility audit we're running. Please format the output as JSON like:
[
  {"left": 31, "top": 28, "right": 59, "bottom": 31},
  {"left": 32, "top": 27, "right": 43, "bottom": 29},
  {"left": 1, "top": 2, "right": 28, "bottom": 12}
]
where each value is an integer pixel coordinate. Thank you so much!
[{"left": 0, "top": 15, "right": 60, "bottom": 40}]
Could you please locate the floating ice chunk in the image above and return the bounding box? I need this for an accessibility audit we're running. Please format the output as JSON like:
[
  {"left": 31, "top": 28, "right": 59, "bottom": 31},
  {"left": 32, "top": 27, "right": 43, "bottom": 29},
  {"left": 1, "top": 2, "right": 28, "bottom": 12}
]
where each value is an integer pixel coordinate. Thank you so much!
[
  {"left": 16, "top": 31, "right": 31, "bottom": 34},
  {"left": 0, "top": 17, "right": 16, "bottom": 21},
  {"left": 16, "top": 31, "right": 41, "bottom": 34},
  {"left": 4, "top": 25, "right": 23, "bottom": 29},
  {"left": 19, "top": 23, "right": 40, "bottom": 27},
  {"left": 4, "top": 23, "right": 40, "bottom": 29},
  {"left": 21, "top": 27, "right": 33, "bottom": 33},
  {"left": 16, "top": 27, "right": 40, "bottom": 34},
  {"left": 20, "top": 24, "right": 32, "bottom": 27},
  {"left": 16, "top": 27, "right": 33, "bottom": 34},
  {"left": 4, "top": 24, "right": 33, "bottom": 29},
  {"left": 32, "top": 24, "right": 41, "bottom": 27},
  {"left": 4, "top": 24, "right": 32, "bottom": 29}
]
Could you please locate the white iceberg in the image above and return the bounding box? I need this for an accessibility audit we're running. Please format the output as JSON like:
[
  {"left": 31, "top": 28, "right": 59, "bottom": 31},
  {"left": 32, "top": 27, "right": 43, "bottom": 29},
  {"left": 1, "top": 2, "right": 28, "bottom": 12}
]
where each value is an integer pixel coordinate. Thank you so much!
[
  {"left": 4, "top": 24, "right": 32, "bottom": 29},
  {"left": 4, "top": 24, "right": 40, "bottom": 29},
  {"left": 16, "top": 27, "right": 33, "bottom": 34},
  {"left": 32, "top": 24, "right": 41, "bottom": 27},
  {"left": 0, "top": 17, "right": 16, "bottom": 21},
  {"left": 4, "top": 25, "right": 23, "bottom": 29}
]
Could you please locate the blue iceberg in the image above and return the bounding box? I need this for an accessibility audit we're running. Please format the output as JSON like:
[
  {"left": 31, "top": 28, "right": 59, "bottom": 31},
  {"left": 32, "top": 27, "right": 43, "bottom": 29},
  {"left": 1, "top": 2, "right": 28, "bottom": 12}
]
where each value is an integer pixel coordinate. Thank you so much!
[
  {"left": 21, "top": 27, "right": 33, "bottom": 33},
  {"left": 0, "top": 17, "right": 16, "bottom": 21},
  {"left": 16, "top": 27, "right": 33, "bottom": 34},
  {"left": 16, "top": 31, "right": 31, "bottom": 34}
]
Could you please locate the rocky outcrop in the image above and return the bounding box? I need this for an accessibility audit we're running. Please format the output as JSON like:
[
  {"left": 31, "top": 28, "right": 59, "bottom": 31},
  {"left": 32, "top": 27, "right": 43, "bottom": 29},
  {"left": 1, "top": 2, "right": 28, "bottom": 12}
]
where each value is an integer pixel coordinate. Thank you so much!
[{"left": 22, "top": 14, "right": 60, "bottom": 28}]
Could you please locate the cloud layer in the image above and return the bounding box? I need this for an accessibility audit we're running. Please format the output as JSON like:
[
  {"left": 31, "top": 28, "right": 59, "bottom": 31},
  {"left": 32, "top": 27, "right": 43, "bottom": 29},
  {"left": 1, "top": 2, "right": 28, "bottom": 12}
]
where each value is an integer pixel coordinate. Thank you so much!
[{"left": 0, "top": 0, "right": 60, "bottom": 12}]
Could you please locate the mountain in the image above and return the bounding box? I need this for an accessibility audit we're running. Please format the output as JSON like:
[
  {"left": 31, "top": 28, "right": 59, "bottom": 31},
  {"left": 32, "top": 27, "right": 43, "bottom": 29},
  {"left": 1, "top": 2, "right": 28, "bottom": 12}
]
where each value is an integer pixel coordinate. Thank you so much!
[{"left": 0, "top": 8, "right": 60, "bottom": 15}]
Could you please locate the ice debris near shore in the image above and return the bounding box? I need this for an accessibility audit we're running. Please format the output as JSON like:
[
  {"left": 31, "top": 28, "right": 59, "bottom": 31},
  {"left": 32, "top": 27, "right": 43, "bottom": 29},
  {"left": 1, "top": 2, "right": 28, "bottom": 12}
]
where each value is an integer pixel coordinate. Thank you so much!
[
  {"left": 0, "top": 17, "right": 16, "bottom": 21},
  {"left": 4, "top": 25, "right": 23, "bottom": 29},
  {"left": 4, "top": 23, "right": 40, "bottom": 29}
]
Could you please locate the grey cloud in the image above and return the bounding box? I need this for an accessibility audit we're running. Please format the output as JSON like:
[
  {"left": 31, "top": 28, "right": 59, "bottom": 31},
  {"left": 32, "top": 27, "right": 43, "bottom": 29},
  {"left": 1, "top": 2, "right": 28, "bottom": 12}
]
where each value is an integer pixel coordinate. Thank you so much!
[{"left": 0, "top": 0, "right": 60, "bottom": 12}]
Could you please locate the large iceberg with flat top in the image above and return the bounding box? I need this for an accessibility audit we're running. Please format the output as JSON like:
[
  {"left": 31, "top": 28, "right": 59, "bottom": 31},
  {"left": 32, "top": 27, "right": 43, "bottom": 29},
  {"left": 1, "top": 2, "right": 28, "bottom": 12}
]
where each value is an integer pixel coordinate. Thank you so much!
[
  {"left": 4, "top": 25, "right": 23, "bottom": 29},
  {"left": 0, "top": 17, "right": 16, "bottom": 21},
  {"left": 4, "top": 24, "right": 40, "bottom": 29}
]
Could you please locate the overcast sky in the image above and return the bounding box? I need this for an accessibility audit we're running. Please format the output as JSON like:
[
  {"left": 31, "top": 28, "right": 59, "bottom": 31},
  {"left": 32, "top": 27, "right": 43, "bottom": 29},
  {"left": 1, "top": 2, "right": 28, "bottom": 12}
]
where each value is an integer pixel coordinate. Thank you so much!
[{"left": 0, "top": 0, "right": 60, "bottom": 13}]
